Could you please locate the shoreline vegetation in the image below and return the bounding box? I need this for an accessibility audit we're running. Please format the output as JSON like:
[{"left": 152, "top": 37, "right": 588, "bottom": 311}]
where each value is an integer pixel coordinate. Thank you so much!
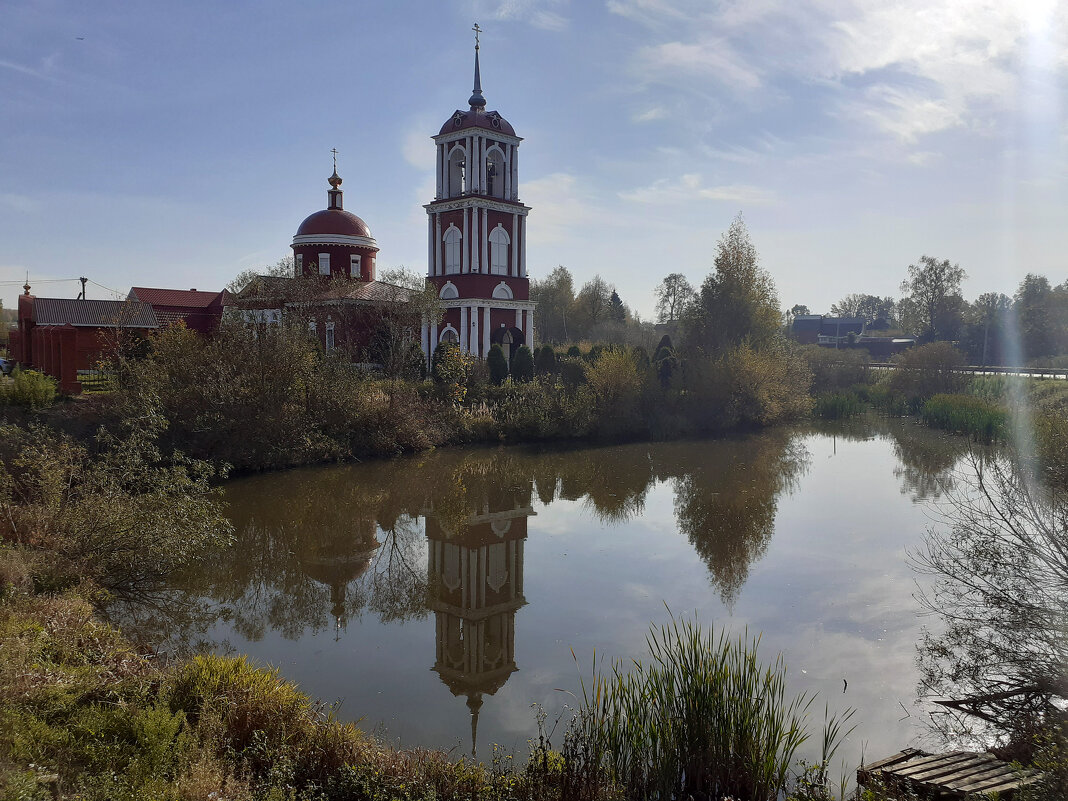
[{"left": 4, "top": 219, "right": 1068, "bottom": 797}]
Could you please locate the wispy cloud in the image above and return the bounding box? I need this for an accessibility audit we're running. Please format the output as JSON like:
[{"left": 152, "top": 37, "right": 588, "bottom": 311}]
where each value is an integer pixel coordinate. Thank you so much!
[
  {"left": 633, "top": 107, "right": 666, "bottom": 122},
  {"left": 522, "top": 172, "right": 600, "bottom": 242},
  {"left": 609, "top": 0, "right": 1068, "bottom": 143},
  {"left": 620, "top": 174, "right": 776, "bottom": 205},
  {"left": 0, "top": 58, "right": 59, "bottom": 82},
  {"left": 491, "top": 0, "right": 568, "bottom": 31}
]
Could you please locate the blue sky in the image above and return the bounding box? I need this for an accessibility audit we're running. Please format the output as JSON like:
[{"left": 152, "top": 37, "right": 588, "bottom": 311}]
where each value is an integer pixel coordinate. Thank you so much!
[{"left": 2, "top": 0, "right": 1066, "bottom": 320}]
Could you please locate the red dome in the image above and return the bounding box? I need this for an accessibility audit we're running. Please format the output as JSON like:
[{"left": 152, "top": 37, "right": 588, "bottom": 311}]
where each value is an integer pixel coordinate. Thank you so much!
[
  {"left": 296, "top": 208, "right": 372, "bottom": 238},
  {"left": 438, "top": 109, "right": 516, "bottom": 138}
]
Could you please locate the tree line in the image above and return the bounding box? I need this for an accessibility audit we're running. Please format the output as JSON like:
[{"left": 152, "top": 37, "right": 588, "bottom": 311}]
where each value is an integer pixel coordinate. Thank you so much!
[{"left": 791, "top": 256, "right": 1068, "bottom": 365}]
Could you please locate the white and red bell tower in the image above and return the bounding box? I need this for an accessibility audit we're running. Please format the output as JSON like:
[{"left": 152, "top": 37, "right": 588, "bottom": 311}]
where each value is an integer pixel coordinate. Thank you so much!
[{"left": 422, "top": 27, "right": 535, "bottom": 364}]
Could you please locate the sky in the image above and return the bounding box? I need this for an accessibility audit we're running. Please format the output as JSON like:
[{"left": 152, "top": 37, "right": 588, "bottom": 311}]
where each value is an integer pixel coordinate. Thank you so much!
[{"left": 2, "top": 0, "right": 1066, "bottom": 321}]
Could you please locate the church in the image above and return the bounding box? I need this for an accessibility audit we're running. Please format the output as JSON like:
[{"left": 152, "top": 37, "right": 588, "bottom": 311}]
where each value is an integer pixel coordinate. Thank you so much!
[
  {"left": 236, "top": 33, "right": 536, "bottom": 370},
  {"left": 419, "top": 32, "right": 536, "bottom": 365}
]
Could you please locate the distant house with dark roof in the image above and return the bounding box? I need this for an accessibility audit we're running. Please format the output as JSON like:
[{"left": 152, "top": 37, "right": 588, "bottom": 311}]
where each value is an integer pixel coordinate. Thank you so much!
[
  {"left": 128, "top": 287, "right": 229, "bottom": 334},
  {"left": 789, "top": 314, "right": 867, "bottom": 346},
  {"left": 10, "top": 285, "right": 159, "bottom": 392}
]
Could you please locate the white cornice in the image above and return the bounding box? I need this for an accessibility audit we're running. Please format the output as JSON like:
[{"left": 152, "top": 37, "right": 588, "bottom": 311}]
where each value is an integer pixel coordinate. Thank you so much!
[
  {"left": 434, "top": 129, "right": 522, "bottom": 146},
  {"left": 440, "top": 298, "right": 536, "bottom": 311},
  {"left": 424, "top": 197, "right": 531, "bottom": 215},
  {"left": 291, "top": 234, "right": 379, "bottom": 249}
]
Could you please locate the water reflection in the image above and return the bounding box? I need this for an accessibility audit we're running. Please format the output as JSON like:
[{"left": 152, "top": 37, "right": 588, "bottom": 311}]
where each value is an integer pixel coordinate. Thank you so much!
[{"left": 103, "top": 417, "right": 983, "bottom": 757}]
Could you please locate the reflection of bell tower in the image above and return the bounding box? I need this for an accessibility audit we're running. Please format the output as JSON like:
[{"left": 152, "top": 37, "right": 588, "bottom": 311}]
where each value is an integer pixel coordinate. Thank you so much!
[
  {"left": 425, "top": 483, "right": 533, "bottom": 757},
  {"left": 299, "top": 517, "right": 379, "bottom": 640}
]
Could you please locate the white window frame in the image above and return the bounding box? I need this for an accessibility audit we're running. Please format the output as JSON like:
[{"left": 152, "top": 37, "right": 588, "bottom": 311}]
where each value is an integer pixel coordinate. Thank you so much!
[
  {"left": 318, "top": 252, "right": 330, "bottom": 276},
  {"left": 443, "top": 225, "right": 462, "bottom": 275},
  {"left": 489, "top": 225, "right": 510, "bottom": 275},
  {"left": 325, "top": 321, "right": 335, "bottom": 352},
  {"left": 350, "top": 253, "right": 361, "bottom": 277},
  {"left": 295, "top": 253, "right": 303, "bottom": 276},
  {"left": 309, "top": 320, "right": 317, "bottom": 333}
]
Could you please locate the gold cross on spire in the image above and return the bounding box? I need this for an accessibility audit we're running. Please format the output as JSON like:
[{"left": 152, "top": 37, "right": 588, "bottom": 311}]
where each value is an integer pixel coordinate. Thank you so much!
[
  {"left": 472, "top": 22, "right": 481, "bottom": 50},
  {"left": 331, "top": 148, "right": 338, "bottom": 171}
]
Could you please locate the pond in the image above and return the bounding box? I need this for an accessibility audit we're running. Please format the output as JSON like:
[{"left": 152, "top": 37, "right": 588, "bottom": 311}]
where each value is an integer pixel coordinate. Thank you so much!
[{"left": 117, "top": 418, "right": 982, "bottom": 772}]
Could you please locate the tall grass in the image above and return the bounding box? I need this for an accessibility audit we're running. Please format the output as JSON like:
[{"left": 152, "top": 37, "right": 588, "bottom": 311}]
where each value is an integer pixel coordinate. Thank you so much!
[
  {"left": 814, "top": 391, "right": 863, "bottom": 419},
  {"left": 921, "top": 393, "right": 1008, "bottom": 442},
  {"left": 574, "top": 616, "right": 854, "bottom": 801}
]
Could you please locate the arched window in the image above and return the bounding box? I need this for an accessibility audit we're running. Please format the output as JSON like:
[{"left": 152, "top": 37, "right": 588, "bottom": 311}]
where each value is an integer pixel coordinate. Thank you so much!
[
  {"left": 440, "top": 327, "right": 458, "bottom": 344},
  {"left": 443, "top": 226, "right": 462, "bottom": 274},
  {"left": 489, "top": 225, "right": 510, "bottom": 275},
  {"left": 448, "top": 147, "right": 466, "bottom": 197},
  {"left": 492, "top": 281, "right": 513, "bottom": 300},
  {"left": 439, "top": 281, "right": 458, "bottom": 300},
  {"left": 486, "top": 147, "right": 506, "bottom": 199}
]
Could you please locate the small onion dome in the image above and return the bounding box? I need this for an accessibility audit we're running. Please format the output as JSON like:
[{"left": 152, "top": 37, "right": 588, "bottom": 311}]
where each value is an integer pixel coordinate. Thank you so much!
[
  {"left": 328, "top": 169, "right": 342, "bottom": 189},
  {"left": 438, "top": 109, "right": 515, "bottom": 137},
  {"left": 295, "top": 208, "right": 373, "bottom": 238}
]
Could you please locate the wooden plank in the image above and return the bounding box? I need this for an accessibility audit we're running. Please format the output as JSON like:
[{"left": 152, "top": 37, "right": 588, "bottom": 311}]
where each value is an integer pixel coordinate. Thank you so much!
[
  {"left": 929, "top": 762, "right": 1013, "bottom": 792},
  {"left": 893, "top": 752, "right": 985, "bottom": 779},
  {"left": 882, "top": 750, "right": 970, "bottom": 775},
  {"left": 955, "top": 769, "right": 1040, "bottom": 795},
  {"left": 858, "top": 748, "right": 924, "bottom": 774}
]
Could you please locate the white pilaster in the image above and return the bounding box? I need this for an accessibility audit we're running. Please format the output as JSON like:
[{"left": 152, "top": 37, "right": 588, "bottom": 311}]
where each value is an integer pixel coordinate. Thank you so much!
[
  {"left": 512, "top": 148, "right": 518, "bottom": 200},
  {"left": 462, "top": 208, "right": 469, "bottom": 273},
  {"left": 515, "top": 309, "right": 522, "bottom": 329},
  {"left": 511, "top": 213, "right": 518, "bottom": 277},
  {"left": 434, "top": 215, "right": 441, "bottom": 276},
  {"left": 427, "top": 217, "right": 434, "bottom": 278},
  {"left": 482, "top": 209, "right": 489, "bottom": 273},
  {"left": 520, "top": 215, "right": 527, "bottom": 277},
  {"left": 479, "top": 137, "right": 487, "bottom": 193},
  {"left": 460, "top": 306, "right": 469, "bottom": 352},
  {"left": 504, "top": 150, "right": 511, "bottom": 200},
  {"left": 430, "top": 321, "right": 439, "bottom": 356},
  {"left": 421, "top": 321, "right": 430, "bottom": 367},
  {"left": 466, "top": 136, "right": 473, "bottom": 191},
  {"left": 482, "top": 304, "right": 490, "bottom": 357},
  {"left": 470, "top": 306, "right": 479, "bottom": 356},
  {"left": 472, "top": 204, "right": 479, "bottom": 273},
  {"left": 526, "top": 308, "right": 534, "bottom": 348}
]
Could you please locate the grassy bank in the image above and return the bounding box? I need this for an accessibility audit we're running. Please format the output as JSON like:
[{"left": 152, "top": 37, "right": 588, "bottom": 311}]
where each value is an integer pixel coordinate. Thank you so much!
[{"left": 803, "top": 343, "right": 1068, "bottom": 483}]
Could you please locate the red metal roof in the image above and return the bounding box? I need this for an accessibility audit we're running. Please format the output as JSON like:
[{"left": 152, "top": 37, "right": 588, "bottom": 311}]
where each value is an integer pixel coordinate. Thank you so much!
[
  {"left": 33, "top": 297, "right": 159, "bottom": 328},
  {"left": 129, "top": 287, "right": 227, "bottom": 308}
]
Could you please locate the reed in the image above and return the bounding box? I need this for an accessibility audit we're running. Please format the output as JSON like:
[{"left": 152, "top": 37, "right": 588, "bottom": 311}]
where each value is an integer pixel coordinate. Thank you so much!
[
  {"left": 574, "top": 616, "right": 853, "bottom": 800},
  {"left": 921, "top": 393, "right": 1008, "bottom": 442},
  {"left": 814, "top": 391, "right": 863, "bottom": 419}
]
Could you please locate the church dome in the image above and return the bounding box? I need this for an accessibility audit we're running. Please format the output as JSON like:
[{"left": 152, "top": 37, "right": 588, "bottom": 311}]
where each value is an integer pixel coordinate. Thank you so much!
[
  {"left": 295, "top": 208, "right": 372, "bottom": 239},
  {"left": 438, "top": 108, "right": 516, "bottom": 138}
]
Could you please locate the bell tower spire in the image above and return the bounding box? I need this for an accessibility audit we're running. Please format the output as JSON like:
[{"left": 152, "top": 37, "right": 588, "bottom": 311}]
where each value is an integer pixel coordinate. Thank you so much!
[{"left": 469, "top": 23, "right": 486, "bottom": 110}]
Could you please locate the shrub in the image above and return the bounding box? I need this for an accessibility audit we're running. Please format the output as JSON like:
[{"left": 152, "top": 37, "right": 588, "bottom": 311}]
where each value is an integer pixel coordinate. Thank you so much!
[
  {"left": 889, "top": 341, "right": 966, "bottom": 401},
  {"left": 512, "top": 345, "right": 535, "bottom": 383},
  {"left": 534, "top": 345, "right": 557, "bottom": 376},
  {"left": 558, "top": 357, "right": 587, "bottom": 391},
  {"left": 585, "top": 347, "right": 645, "bottom": 439},
  {"left": 487, "top": 344, "right": 509, "bottom": 385},
  {"left": 567, "top": 345, "right": 582, "bottom": 359},
  {"left": 1, "top": 369, "right": 57, "bottom": 410},
  {"left": 801, "top": 346, "right": 871, "bottom": 392}
]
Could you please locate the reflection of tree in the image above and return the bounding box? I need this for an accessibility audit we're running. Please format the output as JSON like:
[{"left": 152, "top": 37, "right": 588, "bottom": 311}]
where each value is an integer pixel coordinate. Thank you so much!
[
  {"left": 913, "top": 456, "right": 1068, "bottom": 755},
  {"left": 108, "top": 434, "right": 811, "bottom": 652},
  {"left": 668, "top": 433, "right": 809, "bottom": 606},
  {"left": 888, "top": 422, "right": 972, "bottom": 501}
]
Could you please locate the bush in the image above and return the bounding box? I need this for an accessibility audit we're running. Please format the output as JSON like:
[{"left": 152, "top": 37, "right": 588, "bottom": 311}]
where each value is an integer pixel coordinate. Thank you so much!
[
  {"left": 889, "top": 341, "right": 966, "bottom": 401},
  {"left": 585, "top": 347, "right": 645, "bottom": 439},
  {"left": 801, "top": 346, "right": 871, "bottom": 392},
  {"left": 534, "top": 345, "right": 557, "bottom": 376},
  {"left": 487, "top": 344, "right": 509, "bottom": 385},
  {"left": 558, "top": 357, "right": 587, "bottom": 391},
  {"left": 512, "top": 345, "right": 535, "bottom": 382},
  {"left": 1, "top": 368, "right": 57, "bottom": 410},
  {"left": 567, "top": 345, "right": 582, "bottom": 359}
]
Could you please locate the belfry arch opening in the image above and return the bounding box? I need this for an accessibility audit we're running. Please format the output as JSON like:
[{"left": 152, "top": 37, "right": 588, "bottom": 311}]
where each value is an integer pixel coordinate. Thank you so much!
[
  {"left": 486, "top": 147, "right": 506, "bottom": 199},
  {"left": 448, "top": 148, "right": 467, "bottom": 197}
]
